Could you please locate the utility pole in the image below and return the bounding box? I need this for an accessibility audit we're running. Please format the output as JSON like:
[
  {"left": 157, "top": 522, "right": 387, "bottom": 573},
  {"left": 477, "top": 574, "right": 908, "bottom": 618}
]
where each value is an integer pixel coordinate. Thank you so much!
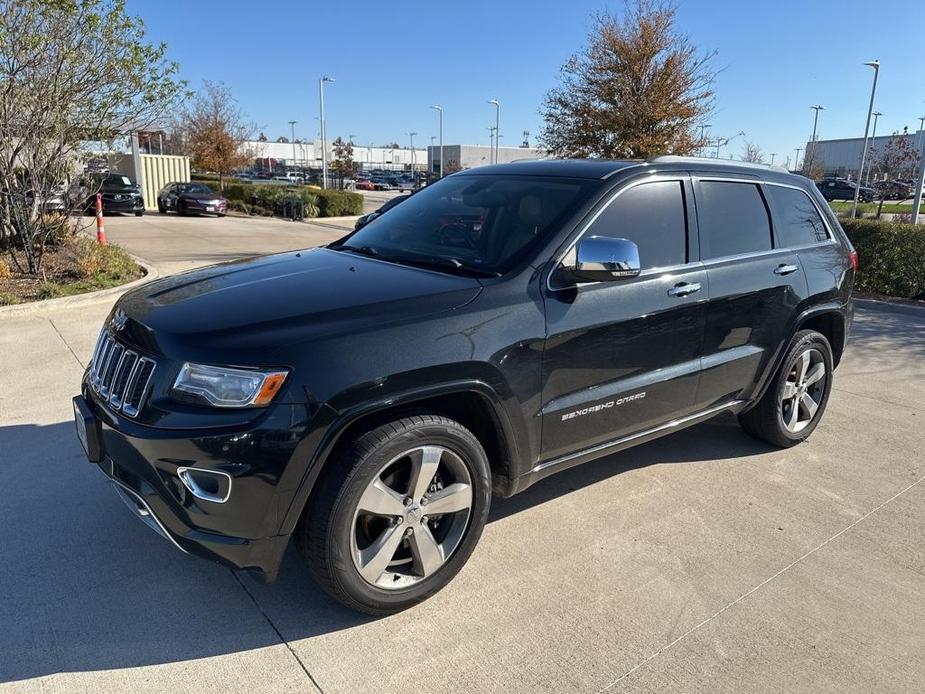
[
  {"left": 794, "top": 147, "right": 802, "bottom": 171},
  {"left": 851, "top": 60, "right": 880, "bottom": 218}
]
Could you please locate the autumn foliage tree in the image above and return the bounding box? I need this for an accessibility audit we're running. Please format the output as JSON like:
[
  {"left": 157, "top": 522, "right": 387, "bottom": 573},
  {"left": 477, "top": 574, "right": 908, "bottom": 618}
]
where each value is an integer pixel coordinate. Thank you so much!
[
  {"left": 331, "top": 137, "right": 355, "bottom": 185},
  {"left": 175, "top": 81, "right": 253, "bottom": 190},
  {"left": 540, "top": 0, "right": 716, "bottom": 159}
]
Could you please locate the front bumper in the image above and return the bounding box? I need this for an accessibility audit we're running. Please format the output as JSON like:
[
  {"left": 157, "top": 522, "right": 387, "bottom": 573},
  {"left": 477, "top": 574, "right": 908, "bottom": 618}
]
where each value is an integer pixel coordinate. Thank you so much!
[{"left": 74, "top": 390, "right": 298, "bottom": 581}]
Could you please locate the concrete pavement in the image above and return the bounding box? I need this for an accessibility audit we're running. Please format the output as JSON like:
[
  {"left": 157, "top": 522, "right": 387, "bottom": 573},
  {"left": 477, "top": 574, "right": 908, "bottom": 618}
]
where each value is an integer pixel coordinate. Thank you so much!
[{"left": 1, "top": 220, "right": 923, "bottom": 692}]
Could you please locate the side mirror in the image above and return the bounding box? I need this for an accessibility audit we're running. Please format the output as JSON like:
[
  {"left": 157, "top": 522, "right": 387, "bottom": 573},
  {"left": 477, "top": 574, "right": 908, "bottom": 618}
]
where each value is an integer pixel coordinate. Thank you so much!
[{"left": 565, "top": 236, "right": 641, "bottom": 283}]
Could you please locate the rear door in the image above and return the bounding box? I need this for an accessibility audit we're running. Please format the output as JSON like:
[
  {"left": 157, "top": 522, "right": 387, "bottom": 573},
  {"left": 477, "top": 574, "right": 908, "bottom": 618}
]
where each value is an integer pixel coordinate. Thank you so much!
[
  {"left": 692, "top": 176, "right": 808, "bottom": 409},
  {"left": 540, "top": 175, "right": 707, "bottom": 463}
]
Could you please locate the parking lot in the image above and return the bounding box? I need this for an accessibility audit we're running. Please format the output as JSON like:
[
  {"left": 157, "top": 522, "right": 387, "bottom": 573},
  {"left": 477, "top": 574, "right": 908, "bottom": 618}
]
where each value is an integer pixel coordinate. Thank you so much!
[{"left": 1, "top": 213, "right": 924, "bottom": 693}]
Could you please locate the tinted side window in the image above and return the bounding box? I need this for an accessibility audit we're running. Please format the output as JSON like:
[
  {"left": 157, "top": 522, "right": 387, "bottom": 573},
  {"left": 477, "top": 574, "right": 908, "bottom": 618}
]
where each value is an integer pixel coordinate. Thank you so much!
[
  {"left": 585, "top": 180, "right": 687, "bottom": 269},
  {"left": 697, "top": 181, "right": 771, "bottom": 259},
  {"left": 765, "top": 185, "right": 829, "bottom": 247}
]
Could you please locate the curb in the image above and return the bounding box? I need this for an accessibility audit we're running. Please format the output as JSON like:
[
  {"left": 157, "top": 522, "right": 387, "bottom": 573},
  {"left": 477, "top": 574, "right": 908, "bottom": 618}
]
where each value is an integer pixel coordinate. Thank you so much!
[{"left": 0, "top": 253, "right": 159, "bottom": 320}]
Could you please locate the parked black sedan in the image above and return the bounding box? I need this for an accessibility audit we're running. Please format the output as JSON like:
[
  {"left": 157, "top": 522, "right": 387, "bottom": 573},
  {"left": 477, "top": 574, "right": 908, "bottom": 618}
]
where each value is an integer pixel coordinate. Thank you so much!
[
  {"left": 76, "top": 173, "right": 145, "bottom": 216},
  {"left": 817, "top": 178, "right": 877, "bottom": 203},
  {"left": 157, "top": 182, "right": 228, "bottom": 216}
]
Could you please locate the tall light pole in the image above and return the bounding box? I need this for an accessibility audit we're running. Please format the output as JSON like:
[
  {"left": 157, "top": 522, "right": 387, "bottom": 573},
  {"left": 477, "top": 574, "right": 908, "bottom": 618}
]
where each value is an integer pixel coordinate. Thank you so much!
[
  {"left": 770, "top": 153, "right": 776, "bottom": 166},
  {"left": 488, "top": 99, "right": 500, "bottom": 165},
  {"left": 864, "top": 111, "right": 883, "bottom": 185},
  {"left": 699, "top": 124, "right": 711, "bottom": 156},
  {"left": 288, "top": 120, "right": 297, "bottom": 170},
  {"left": 919, "top": 116, "right": 925, "bottom": 132},
  {"left": 809, "top": 105, "right": 824, "bottom": 163},
  {"left": 430, "top": 104, "right": 443, "bottom": 177},
  {"left": 851, "top": 60, "right": 880, "bottom": 218},
  {"left": 408, "top": 132, "right": 417, "bottom": 175},
  {"left": 318, "top": 76, "right": 334, "bottom": 189},
  {"left": 794, "top": 148, "right": 802, "bottom": 171}
]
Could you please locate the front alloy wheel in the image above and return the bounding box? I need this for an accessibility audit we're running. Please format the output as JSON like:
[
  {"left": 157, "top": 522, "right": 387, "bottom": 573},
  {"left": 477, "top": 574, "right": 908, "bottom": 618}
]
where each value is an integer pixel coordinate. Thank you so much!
[
  {"left": 298, "top": 415, "right": 491, "bottom": 615},
  {"left": 352, "top": 445, "right": 472, "bottom": 589}
]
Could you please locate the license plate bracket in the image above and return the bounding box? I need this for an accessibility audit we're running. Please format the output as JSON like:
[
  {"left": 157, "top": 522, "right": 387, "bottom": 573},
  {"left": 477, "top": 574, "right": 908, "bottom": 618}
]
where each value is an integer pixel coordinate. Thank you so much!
[{"left": 73, "top": 395, "right": 102, "bottom": 463}]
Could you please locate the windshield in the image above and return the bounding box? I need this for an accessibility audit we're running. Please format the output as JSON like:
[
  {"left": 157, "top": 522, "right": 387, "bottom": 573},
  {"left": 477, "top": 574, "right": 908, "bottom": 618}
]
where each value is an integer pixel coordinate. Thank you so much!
[
  {"left": 336, "top": 175, "right": 595, "bottom": 274},
  {"left": 103, "top": 174, "right": 133, "bottom": 187},
  {"left": 178, "top": 183, "right": 213, "bottom": 194}
]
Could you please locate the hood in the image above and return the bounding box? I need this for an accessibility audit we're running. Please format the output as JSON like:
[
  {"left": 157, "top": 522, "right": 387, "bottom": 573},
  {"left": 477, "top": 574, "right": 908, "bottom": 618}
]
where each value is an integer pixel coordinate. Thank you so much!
[{"left": 117, "top": 248, "right": 482, "bottom": 355}]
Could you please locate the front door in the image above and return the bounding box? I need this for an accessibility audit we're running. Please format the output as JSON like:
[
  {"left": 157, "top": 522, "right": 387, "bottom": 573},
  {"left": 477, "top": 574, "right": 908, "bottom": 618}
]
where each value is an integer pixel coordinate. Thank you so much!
[{"left": 540, "top": 176, "right": 707, "bottom": 463}]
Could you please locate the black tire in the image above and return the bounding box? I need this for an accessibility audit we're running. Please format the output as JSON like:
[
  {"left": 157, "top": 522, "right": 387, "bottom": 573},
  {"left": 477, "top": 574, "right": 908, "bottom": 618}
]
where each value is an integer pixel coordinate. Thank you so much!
[
  {"left": 176, "top": 201, "right": 186, "bottom": 216},
  {"left": 296, "top": 415, "right": 491, "bottom": 615},
  {"left": 134, "top": 210, "right": 144, "bottom": 217},
  {"left": 157, "top": 201, "right": 166, "bottom": 214},
  {"left": 738, "top": 329, "right": 834, "bottom": 448}
]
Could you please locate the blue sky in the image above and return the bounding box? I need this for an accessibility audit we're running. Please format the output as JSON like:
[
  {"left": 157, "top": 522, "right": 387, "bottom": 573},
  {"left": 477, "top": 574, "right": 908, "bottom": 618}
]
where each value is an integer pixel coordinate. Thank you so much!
[{"left": 129, "top": 0, "right": 925, "bottom": 166}]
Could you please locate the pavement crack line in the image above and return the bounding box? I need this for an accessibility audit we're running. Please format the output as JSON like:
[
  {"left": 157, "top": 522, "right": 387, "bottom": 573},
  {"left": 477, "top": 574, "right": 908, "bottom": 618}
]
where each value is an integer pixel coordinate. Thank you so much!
[
  {"left": 231, "top": 570, "right": 324, "bottom": 693},
  {"left": 597, "top": 471, "right": 925, "bottom": 692},
  {"left": 47, "top": 318, "right": 85, "bottom": 369}
]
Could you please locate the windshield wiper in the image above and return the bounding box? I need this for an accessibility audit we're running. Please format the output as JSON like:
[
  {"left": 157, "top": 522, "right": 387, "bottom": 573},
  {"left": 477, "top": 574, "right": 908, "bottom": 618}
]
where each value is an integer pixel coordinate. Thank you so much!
[
  {"left": 385, "top": 254, "right": 501, "bottom": 278},
  {"left": 329, "top": 244, "right": 380, "bottom": 257}
]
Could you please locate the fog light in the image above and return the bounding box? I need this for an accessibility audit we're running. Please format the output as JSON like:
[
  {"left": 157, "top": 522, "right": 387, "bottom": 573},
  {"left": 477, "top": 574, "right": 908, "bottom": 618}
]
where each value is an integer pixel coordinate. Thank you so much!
[{"left": 177, "top": 467, "right": 232, "bottom": 504}]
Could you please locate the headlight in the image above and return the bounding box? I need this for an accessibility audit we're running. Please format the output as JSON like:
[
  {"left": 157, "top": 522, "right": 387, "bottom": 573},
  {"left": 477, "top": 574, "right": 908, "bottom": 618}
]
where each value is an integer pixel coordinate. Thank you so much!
[{"left": 172, "top": 363, "right": 288, "bottom": 408}]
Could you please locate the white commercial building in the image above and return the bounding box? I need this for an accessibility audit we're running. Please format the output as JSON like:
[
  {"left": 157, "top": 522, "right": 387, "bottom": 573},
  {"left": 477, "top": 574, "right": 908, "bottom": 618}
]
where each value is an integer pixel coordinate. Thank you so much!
[
  {"left": 426, "top": 144, "right": 546, "bottom": 175},
  {"left": 240, "top": 139, "right": 427, "bottom": 172},
  {"left": 805, "top": 130, "right": 925, "bottom": 180}
]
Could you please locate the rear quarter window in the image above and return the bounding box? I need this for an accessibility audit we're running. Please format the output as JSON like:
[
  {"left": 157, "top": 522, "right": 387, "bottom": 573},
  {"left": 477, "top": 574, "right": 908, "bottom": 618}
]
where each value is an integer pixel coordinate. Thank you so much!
[{"left": 764, "top": 185, "right": 830, "bottom": 247}]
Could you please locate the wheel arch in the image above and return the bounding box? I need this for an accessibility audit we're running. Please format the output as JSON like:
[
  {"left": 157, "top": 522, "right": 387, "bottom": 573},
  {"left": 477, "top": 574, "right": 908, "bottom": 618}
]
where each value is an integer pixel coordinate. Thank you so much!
[{"left": 278, "top": 381, "right": 520, "bottom": 536}]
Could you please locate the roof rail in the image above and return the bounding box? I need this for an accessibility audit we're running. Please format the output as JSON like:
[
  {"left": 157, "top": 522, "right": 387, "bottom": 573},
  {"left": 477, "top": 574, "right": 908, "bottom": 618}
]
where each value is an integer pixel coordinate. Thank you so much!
[{"left": 646, "top": 155, "right": 790, "bottom": 173}]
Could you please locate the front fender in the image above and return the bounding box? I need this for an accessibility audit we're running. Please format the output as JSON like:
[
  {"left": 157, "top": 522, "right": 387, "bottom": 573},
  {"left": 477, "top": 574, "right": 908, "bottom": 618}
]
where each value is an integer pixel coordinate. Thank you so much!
[{"left": 275, "top": 375, "right": 523, "bottom": 536}]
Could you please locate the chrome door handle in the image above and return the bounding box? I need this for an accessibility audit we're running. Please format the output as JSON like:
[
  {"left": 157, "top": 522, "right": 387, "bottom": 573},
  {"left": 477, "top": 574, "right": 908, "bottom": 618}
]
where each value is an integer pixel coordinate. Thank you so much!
[
  {"left": 667, "top": 282, "right": 702, "bottom": 297},
  {"left": 774, "top": 264, "right": 799, "bottom": 275}
]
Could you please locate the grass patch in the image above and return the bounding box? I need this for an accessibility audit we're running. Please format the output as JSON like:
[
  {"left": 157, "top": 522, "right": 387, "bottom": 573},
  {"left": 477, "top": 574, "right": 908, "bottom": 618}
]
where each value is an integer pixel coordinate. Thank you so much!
[
  {"left": 829, "top": 201, "right": 925, "bottom": 215},
  {"left": 0, "top": 236, "right": 144, "bottom": 305}
]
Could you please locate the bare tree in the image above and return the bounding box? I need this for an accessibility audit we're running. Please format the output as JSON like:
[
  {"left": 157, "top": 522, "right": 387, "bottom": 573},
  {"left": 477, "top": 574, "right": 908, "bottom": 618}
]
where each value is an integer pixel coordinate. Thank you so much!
[
  {"left": 174, "top": 81, "right": 254, "bottom": 191},
  {"left": 800, "top": 147, "right": 825, "bottom": 181},
  {"left": 540, "top": 0, "right": 716, "bottom": 158},
  {"left": 0, "top": 0, "right": 183, "bottom": 273},
  {"left": 741, "top": 141, "right": 764, "bottom": 164}
]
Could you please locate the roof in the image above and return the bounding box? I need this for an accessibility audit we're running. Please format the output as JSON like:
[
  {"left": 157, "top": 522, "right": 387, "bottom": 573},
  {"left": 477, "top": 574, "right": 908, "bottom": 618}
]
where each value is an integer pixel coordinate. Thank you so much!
[{"left": 456, "top": 156, "right": 797, "bottom": 181}]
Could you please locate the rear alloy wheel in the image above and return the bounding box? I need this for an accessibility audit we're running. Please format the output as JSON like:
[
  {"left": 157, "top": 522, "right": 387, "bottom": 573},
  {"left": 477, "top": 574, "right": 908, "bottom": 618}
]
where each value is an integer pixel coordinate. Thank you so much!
[
  {"left": 297, "top": 415, "right": 491, "bottom": 614},
  {"left": 738, "top": 329, "right": 834, "bottom": 447}
]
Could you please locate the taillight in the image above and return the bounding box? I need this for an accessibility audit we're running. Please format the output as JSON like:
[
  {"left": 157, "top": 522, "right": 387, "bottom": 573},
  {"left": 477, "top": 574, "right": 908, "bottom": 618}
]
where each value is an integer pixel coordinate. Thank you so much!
[{"left": 849, "top": 250, "right": 859, "bottom": 270}]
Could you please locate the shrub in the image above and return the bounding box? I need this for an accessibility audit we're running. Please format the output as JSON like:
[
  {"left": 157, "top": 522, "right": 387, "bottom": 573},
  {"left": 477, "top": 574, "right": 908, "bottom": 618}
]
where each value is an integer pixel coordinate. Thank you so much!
[
  {"left": 0, "top": 291, "right": 19, "bottom": 305},
  {"left": 840, "top": 218, "right": 925, "bottom": 299},
  {"left": 314, "top": 189, "right": 363, "bottom": 216},
  {"left": 223, "top": 183, "right": 251, "bottom": 203},
  {"left": 0, "top": 259, "right": 11, "bottom": 279}
]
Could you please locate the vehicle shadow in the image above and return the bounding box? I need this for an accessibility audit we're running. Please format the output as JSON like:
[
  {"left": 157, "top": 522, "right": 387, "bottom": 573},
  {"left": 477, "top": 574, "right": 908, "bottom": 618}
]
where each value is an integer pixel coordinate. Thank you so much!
[{"left": 0, "top": 412, "right": 771, "bottom": 684}]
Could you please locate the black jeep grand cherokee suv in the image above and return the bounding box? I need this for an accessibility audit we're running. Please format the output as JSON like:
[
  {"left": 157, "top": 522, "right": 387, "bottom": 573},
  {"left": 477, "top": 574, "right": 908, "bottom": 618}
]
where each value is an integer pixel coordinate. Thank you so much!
[{"left": 74, "top": 158, "right": 856, "bottom": 614}]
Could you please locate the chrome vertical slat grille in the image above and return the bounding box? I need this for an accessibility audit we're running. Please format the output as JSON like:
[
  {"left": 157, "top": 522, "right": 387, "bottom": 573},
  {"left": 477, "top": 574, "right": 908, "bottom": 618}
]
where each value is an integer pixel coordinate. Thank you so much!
[{"left": 88, "top": 328, "right": 156, "bottom": 418}]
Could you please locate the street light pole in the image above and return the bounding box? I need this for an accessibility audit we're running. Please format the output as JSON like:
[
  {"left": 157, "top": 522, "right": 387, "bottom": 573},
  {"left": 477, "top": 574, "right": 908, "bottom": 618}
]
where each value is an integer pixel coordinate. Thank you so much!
[
  {"left": 865, "top": 111, "right": 882, "bottom": 185},
  {"left": 851, "top": 60, "right": 880, "bottom": 218},
  {"left": 794, "top": 148, "right": 802, "bottom": 171},
  {"left": 488, "top": 99, "right": 500, "bottom": 165},
  {"left": 430, "top": 105, "right": 443, "bottom": 177},
  {"left": 408, "top": 132, "right": 417, "bottom": 175},
  {"left": 770, "top": 153, "right": 776, "bottom": 166},
  {"left": 318, "top": 76, "right": 334, "bottom": 189},
  {"left": 288, "top": 120, "right": 297, "bottom": 170},
  {"left": 809, "top": 105, "right": 824, "bottom": 162}
]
